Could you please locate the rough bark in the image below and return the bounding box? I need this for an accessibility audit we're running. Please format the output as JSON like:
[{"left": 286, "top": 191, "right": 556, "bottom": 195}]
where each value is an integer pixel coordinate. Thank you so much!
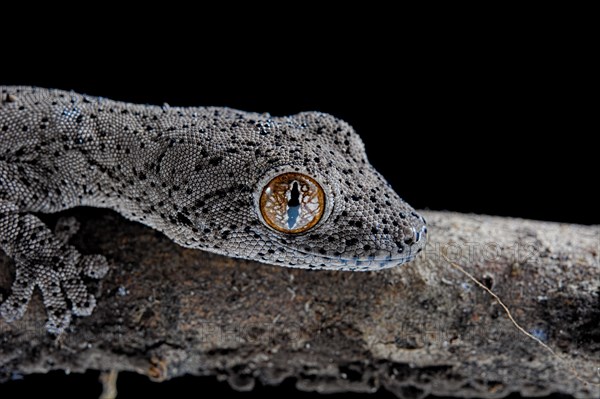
[{"left": 1, "top": 209, "right": 599, "bottom": 398}]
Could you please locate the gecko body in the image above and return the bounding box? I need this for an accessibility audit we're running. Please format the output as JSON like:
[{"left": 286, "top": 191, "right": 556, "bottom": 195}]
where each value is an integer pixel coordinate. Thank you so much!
[{"left": 0, "top": 86, "right": 426, "bottom": 333}]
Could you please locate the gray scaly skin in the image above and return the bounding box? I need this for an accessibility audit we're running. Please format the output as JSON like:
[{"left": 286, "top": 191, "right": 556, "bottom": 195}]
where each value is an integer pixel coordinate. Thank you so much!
[{"left": 0, "top": 86, "right": 427, "bottom": 334}]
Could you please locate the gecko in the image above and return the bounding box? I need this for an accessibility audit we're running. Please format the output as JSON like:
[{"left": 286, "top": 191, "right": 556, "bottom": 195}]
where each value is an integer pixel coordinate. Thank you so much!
[{"left": 0, "top": 86, "right": 427, "bottom": 334}]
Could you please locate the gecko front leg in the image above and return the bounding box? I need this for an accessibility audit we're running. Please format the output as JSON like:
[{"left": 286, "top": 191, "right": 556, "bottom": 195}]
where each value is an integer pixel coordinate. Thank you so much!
[{"left": 0, "top": 201, "right": 108, "bottom": 334}]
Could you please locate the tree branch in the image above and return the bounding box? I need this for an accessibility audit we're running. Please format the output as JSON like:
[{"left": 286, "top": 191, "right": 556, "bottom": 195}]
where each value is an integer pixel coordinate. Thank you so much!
[{"left": 1, "top": 209, "right": 599, "bottom": 398}]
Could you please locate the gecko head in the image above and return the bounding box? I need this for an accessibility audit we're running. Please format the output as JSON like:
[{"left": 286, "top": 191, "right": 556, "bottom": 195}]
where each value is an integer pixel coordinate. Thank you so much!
[
  {"left": 166, "top": 111, "right": 426, "bottom": 270},
  {"left": 249, "top": 112, "right": 427, "bottom": 270}
]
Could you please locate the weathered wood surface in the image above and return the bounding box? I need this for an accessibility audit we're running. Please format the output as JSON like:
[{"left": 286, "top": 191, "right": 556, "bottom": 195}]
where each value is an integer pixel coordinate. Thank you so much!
[{"left": 1, "top": 209, "right": 598, "bottom": 398}]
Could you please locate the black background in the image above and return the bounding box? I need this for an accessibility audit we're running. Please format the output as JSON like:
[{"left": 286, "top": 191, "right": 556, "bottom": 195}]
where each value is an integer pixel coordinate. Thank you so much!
[
  {"left": 2, "top": 41, "right": 595, "bottom": 226},
  {"left": 0, "top": 11, "right": 596, "bottom": 399}
]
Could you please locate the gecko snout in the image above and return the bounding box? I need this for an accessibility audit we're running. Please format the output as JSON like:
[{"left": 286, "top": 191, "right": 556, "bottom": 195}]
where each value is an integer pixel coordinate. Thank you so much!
[{"left": 386, "top": 211, "right": 427, "bottom": 263}]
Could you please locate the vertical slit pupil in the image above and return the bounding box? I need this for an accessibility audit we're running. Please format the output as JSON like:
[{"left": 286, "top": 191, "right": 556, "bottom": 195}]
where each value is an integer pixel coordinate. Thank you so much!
[
  {"left": 287, "top": 182, "right": 301, "bottom": 229},
  {"left": 288, "top": 182, "right": 300, "bottom": 207}
]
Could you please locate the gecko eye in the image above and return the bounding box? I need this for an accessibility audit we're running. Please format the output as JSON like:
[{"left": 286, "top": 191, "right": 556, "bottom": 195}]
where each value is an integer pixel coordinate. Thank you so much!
[{"left": 259, "top": 172, "right": 325, "bottom": 234}]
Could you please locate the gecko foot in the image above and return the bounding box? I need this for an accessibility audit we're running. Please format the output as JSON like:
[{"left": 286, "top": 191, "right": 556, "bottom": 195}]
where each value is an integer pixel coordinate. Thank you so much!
[
  {"left": 54, "top": 217, "right": 109, "bottom": 278},
  {"left": 0, "top": 246, "right": 109, "bottom": 334}
]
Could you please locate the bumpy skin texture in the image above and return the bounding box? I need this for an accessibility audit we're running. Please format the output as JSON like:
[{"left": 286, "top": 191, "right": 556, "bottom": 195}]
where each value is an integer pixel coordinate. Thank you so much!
[{"left": 0, "top": 86, "right": 426, "bottom": 333}]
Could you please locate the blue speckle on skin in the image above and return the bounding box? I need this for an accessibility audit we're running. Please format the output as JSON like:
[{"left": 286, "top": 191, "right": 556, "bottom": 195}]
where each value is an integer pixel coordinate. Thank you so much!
[{"left": 287, "top": 206, "right": 299, "bottom": 229}]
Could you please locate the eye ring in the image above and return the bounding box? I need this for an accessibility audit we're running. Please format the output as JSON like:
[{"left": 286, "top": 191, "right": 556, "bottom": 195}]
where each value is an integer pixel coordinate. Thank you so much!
[{"left": 259, "top": 172, "right": 326, "bottom": 234}]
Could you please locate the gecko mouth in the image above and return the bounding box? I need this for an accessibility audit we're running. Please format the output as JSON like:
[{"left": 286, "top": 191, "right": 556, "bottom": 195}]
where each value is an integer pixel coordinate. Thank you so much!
[{"left": 269, "top": 224, "right": 427, "bottom": 271}]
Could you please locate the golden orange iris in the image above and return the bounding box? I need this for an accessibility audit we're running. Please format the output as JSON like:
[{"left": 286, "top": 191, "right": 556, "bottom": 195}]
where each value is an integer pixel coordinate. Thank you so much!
[{"left": 260, "top": 172, "right": 325, "bottom": 234}]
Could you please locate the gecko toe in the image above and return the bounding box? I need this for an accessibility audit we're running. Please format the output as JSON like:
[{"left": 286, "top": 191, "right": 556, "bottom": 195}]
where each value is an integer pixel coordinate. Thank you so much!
[
  {"left": 38, "top": 269, "right": 71, "bottom": 334},
  {"left": 0, "top": 264, "right": 36, "bottom": 322},
  {"left": 71, "top": 294, "right": 96, "bottom": 317},
  {"left": 0, "top": 292, "right": 32, "bottom": 322},
  {"left": 64, "top": 276, "right": 97, "bottom": 316},
  {"left": 80, "top": 255, "right": 109, "bottom": 279}
]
